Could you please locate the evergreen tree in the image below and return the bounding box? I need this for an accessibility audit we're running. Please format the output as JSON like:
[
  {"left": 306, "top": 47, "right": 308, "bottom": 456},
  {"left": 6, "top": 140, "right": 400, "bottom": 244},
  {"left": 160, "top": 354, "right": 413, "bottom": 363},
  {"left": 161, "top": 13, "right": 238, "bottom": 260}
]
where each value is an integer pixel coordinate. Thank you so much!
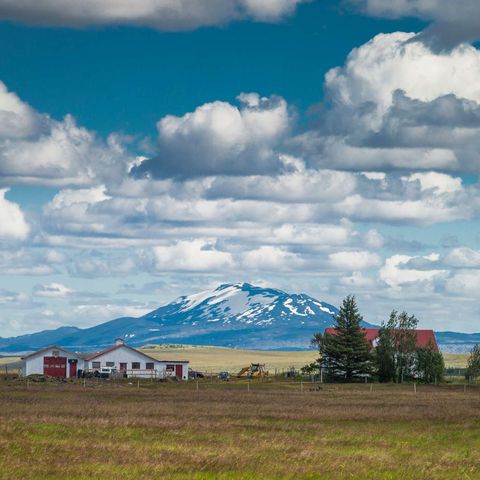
[
  {"left": 313, "top": 295, "right": 372, "bottom": 382},
  {"left": 375, "top": 322, "right": 396, "bottom": 383},
  {"left": 466, "top": 344, "right": 480, "bottom": 382}
]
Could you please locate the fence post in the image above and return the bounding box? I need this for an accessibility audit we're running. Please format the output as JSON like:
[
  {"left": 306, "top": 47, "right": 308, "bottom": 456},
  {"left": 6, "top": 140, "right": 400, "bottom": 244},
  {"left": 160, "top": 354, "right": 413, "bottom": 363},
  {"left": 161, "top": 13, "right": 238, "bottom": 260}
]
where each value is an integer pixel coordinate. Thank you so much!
[
  {"left": 414, "top": 383, "right": 417, "bottom": 394},
  {"left": 137, "top": 379, "right": 140, "bottom": 390},
  {"left": 320, "top": 368, "right": 323, "bottom": 384},
  {"left": 248, "top": 380, "right": 250, "bottom": 393},
  {"left": 370, "top": 384, "right": 373, "bottom": 393},
  {"left": 300, "top": 381, "right": 303, "bottom": 394},
  {"left": 196, "top": 380, "right": 199, "bottom": 392}
]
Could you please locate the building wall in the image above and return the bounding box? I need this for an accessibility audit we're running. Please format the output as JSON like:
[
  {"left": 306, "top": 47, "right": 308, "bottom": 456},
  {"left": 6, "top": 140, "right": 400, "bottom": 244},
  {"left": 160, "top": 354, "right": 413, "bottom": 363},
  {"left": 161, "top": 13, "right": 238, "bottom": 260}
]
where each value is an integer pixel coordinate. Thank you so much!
[
  {"left": 25, "top": 348, "right": 82, "bottom": 378},
  {"left": 85, "top": 345, "right": 189, "bottom": 380}
]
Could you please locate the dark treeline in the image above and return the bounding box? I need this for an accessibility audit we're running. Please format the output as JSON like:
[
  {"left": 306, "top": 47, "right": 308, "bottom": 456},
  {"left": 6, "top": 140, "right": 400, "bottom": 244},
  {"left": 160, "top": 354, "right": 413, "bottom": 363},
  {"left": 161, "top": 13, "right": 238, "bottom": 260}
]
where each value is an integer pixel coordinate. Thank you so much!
[{"left": 309, "top": 295, "right": 445, "bottom": 383}]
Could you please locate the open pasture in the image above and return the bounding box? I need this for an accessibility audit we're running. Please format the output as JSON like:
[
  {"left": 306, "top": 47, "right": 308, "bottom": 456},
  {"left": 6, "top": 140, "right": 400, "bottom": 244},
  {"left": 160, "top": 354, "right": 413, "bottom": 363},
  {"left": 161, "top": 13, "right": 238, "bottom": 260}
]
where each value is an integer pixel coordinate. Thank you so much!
[
  {"left": 141, "top": 345, "right": 468, "bottom": 373},
  {"left": 0, "top": 380, "right": 479, "bottom": 479}
]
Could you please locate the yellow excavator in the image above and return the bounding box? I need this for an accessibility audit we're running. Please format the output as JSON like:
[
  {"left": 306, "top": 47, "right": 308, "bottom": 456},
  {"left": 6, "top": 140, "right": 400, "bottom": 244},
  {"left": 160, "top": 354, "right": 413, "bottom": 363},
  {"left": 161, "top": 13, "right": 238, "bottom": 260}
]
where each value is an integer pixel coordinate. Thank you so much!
[{"left": 236, "top": 363, "right": 268, "bottom": 378}]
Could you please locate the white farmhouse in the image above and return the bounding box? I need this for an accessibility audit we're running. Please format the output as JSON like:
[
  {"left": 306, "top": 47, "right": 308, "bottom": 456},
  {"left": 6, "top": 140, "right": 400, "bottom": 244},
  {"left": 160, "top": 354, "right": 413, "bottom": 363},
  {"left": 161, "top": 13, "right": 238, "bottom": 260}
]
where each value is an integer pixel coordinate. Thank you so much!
[
  {"left": 84, "top": 339, "right": 189, "bottom": 379},
  {"left": 23, "top": 339, "right": 189, "bottom": 380}
]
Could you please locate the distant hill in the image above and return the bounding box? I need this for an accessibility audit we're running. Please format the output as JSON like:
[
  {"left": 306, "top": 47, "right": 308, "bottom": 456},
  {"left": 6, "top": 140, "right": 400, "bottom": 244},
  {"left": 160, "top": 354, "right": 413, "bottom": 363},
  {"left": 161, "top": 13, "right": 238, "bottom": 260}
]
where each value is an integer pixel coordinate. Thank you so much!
[
  {"left": 0, "top": 283, "right": 349, "bottom": 353},
  {"left": 0, "top": 282, "right": 477, "bottom": 353},
  {"left": 434, "top": 331, "right": 480, "bottom": 353}
]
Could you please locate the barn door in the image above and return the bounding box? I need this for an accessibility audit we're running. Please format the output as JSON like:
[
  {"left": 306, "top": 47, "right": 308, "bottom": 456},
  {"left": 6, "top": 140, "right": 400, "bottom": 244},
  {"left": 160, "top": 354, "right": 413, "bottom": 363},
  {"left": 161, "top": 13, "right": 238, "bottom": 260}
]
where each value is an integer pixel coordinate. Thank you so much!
[
  {"left": 44, "top": 357, "right": 67, "bottom": 378},
  {"left": 69, "top": 359, "right": 77, "bottom": 378},
  {"left": 175, "top": 364, "right": 183, "bottom": 379}
]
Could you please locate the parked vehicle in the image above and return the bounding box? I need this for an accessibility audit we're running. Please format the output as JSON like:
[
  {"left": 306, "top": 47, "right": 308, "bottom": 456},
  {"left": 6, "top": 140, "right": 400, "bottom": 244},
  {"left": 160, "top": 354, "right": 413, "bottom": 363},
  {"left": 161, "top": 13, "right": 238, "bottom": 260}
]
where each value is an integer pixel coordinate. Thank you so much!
[
  {"left": 218, "top": 371, "right": 230, "bottom": 381},
  {"left": 98, "top": 367, "right": 118, "bottom": 379},
  {"left": 188, "top": 368, "right": 205, "bottom": 379}
]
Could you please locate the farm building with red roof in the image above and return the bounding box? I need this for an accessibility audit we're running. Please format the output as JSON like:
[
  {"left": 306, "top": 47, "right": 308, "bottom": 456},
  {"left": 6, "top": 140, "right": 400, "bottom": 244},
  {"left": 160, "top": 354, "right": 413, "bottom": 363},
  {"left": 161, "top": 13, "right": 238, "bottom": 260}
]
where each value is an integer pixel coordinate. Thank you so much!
[{"left": 324, "top": 328, "right": 439, "bottom": 351}]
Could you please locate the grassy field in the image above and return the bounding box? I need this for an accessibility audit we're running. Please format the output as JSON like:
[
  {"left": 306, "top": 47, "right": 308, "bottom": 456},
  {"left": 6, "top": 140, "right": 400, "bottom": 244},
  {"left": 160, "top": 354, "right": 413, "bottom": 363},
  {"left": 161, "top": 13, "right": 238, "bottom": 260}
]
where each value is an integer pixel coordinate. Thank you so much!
[
  {"left": 0, "top": 380, "right": 479, "bottom": 479},
  {"left": 0, "top": 357, "right": 20, "bottom": 366},
  {"left": 141, "top": 345, "right": 469, "bottom": 372},
  {"left": 141, "top": 345, "right": 319, "bottom": 374},
  {"left": 443, "top": 353, "right": 469, "bottom": 368}
]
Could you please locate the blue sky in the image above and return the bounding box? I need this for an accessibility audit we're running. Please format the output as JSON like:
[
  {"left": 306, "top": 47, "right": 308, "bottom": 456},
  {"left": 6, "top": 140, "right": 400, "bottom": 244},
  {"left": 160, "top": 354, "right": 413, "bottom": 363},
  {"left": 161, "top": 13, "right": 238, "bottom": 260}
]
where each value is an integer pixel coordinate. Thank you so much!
[{"left": 0, "top": 0, "right": 480, "bottom": 336}]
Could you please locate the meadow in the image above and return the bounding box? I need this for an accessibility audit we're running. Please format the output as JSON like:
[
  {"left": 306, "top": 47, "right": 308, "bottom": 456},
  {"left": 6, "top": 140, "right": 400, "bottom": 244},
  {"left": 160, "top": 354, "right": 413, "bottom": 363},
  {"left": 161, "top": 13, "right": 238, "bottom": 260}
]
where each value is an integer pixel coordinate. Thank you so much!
[
  {"left": 0, "top": 379, "right": 479, "bottom": 479},
  {"left": 142, "top": 345, "right": 469, "bottom": 373},
  {"left": 141, "top": 344, "right": 320, "bottom": 374}
]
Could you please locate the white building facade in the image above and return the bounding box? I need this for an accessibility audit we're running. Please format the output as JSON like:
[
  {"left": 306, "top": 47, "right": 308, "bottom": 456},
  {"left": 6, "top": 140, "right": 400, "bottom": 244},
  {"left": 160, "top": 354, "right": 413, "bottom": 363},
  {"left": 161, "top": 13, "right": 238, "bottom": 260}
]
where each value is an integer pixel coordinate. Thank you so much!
[
  {"left": 23, "top": 346, "right": 84, "bottom": 378},
  {"left": 84, "top": 339, "right": 189, "bottom": 379},
  {"left": 23, "top": 339, "right": 189, "bottom": 380}
]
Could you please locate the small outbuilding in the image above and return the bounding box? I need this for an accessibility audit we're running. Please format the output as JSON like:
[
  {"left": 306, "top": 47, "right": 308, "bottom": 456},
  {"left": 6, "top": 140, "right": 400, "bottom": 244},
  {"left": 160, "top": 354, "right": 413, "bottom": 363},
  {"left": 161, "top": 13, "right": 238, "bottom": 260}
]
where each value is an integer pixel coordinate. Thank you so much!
[{"left": 23, "top": 346, "right": 84, "bottom": 379}]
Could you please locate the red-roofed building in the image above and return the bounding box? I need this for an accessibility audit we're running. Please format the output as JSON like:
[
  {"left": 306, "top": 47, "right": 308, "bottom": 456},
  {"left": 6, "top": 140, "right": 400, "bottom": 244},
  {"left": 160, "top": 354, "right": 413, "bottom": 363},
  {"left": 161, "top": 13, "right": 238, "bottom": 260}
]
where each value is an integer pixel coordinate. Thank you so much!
[{"left": 324, "top": 328, "right": 439, "bottom": 351}]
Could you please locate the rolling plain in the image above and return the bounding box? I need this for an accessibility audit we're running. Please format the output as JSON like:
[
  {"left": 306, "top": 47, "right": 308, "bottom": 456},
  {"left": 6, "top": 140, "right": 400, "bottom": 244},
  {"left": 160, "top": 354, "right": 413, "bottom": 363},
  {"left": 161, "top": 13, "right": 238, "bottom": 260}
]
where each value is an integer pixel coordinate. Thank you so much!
[{"left": 0, "top": 380, "right": 479, "bottom": 480}]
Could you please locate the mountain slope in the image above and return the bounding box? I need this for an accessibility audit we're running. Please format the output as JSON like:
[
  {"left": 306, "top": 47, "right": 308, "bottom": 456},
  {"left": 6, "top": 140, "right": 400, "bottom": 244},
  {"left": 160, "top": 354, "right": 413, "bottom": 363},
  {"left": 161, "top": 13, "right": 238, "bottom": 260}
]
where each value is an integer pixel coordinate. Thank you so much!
[
  {"left": 0, "top": 283, "right": 476, "bottom": 353},
  {"left": 0, "top": 283, "right": 350, "bottom": 352}
]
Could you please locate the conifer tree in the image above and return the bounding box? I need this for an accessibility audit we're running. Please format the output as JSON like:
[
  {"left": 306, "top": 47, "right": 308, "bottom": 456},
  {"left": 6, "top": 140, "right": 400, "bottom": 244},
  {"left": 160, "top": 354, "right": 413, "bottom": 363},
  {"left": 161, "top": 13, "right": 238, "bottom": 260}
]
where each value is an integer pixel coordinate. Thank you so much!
[{"left": 314, "top": 295, "right": 372, "bottom": 382}]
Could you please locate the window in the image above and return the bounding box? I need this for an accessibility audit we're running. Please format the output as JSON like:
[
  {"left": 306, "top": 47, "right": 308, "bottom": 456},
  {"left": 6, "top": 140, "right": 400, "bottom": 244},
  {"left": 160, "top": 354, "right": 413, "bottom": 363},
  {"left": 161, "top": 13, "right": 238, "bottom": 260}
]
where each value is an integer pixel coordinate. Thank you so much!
[
  {"left": 132, "top": 362, "right": 140, "bottom": 369},
  {"left": 166, "top": 364, "right": 174, "bottom": 372},
  {"left": 106, "top": 362, "right": 115, "bottom": 367},
  {"left": 146, "top": 362, "right": 154, "bottom": 370},
  {"left": 92, "top": 361, "right": 100, "bottom": 369}
]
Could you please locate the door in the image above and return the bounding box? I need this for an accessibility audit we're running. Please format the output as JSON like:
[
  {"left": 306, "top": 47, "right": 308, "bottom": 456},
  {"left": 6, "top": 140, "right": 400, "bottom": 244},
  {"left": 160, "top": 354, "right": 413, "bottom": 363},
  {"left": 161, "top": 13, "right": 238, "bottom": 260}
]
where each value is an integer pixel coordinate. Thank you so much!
[
  {"left": 44, "top": 356, "right": 67, "bottom": 378},
  {"left": 69, "top": 359, "right": 77, "bottom": 378},
  {"left": 119, "top": 363, "right": 127, "bottom": 372},
  {"left": 175, "top": 364, "right": 183, "bottom": 379}
]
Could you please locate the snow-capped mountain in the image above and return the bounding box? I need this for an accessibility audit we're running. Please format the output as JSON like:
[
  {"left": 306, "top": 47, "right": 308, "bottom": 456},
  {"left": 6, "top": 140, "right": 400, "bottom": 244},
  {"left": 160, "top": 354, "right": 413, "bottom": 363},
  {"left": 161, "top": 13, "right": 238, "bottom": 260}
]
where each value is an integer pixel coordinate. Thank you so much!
[
  {"left": 0, "top": 283, "right": 355, "bottom": 352},
  {"left": 0, "top": 282, "right": 474, "bottom": 353}
]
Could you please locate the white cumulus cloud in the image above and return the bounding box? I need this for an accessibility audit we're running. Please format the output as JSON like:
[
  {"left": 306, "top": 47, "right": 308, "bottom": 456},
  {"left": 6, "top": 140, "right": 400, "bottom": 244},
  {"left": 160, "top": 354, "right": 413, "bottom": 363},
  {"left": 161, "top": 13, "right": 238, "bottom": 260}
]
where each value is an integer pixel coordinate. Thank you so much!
[
  {"left": 0, "top": 188, "right": 29, "bottom": 240},
  {"left": 133, "top": 93, "right": 291, "bottom": 178},
  {"left": 0, "top": 81, "right": 132, "bottom": 187},
  {"left": 328, "top": 250, "right": 382, "bottom": 271},
  {"left": 151, "top": 240, "right": 234, "bottom": 272}
]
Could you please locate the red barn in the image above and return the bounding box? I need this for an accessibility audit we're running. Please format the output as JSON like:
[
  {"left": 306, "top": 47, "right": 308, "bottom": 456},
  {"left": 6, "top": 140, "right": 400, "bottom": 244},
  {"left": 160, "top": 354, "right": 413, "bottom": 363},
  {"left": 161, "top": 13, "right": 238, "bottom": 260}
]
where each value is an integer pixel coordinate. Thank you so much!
[{"left": 324, "top": 328, "right": 439, "bottom": 351}]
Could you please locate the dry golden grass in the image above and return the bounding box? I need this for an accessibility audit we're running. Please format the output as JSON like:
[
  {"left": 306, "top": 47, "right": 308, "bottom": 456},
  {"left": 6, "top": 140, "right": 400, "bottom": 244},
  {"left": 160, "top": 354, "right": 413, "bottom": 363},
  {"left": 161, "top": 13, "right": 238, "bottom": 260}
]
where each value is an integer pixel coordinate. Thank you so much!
[
  {"left": 141, "top": 345, "right": 319, "bottom": 374},
  {"left": 141, "top": 345, "right": 469, "bottom": 372},
  {"left": 0, "top": 357, "right": 20, "bottom": 366},
  {"left": 0, "top": 380, "right": 479, "bottom": 479},
  {"left": 443, "top": 353, "right": 469, "bottom": 368}
]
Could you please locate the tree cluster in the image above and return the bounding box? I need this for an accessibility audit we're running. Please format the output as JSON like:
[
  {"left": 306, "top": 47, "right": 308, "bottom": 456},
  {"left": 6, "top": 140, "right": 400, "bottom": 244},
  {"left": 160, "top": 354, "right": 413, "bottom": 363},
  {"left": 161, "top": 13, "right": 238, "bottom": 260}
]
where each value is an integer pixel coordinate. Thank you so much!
[{"left": 312, "top": 296, "right": 445, "bottom": 383}]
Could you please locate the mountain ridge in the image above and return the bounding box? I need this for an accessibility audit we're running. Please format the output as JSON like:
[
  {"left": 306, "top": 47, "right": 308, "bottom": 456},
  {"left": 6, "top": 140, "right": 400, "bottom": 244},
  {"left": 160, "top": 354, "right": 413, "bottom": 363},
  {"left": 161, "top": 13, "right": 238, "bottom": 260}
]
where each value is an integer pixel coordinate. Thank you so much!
[{"left": 0, "top": 283, "right": 477, "bottom": 353}]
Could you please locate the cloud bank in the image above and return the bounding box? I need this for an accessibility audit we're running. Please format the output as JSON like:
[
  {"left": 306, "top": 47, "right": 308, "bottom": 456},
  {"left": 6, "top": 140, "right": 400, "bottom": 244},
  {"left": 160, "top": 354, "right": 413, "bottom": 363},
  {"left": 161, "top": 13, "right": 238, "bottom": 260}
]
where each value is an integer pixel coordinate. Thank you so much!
[{"left": 0, "top": 0, "right": 305, "bottom": 30}]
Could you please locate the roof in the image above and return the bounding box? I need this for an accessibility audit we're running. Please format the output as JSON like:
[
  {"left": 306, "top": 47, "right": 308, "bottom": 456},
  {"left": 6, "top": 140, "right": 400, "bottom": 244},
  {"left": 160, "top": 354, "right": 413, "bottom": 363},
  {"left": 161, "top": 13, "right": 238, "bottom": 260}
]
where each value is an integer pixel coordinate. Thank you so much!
[
  {"left": 85, "top": 343, "right": 188, "bottom": 363},
  {"left": 22, "top": 345, "right": 82, "bottom": 360},
  {"left": 324, "top": 328, "right": 439, "bottom": 351}
]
